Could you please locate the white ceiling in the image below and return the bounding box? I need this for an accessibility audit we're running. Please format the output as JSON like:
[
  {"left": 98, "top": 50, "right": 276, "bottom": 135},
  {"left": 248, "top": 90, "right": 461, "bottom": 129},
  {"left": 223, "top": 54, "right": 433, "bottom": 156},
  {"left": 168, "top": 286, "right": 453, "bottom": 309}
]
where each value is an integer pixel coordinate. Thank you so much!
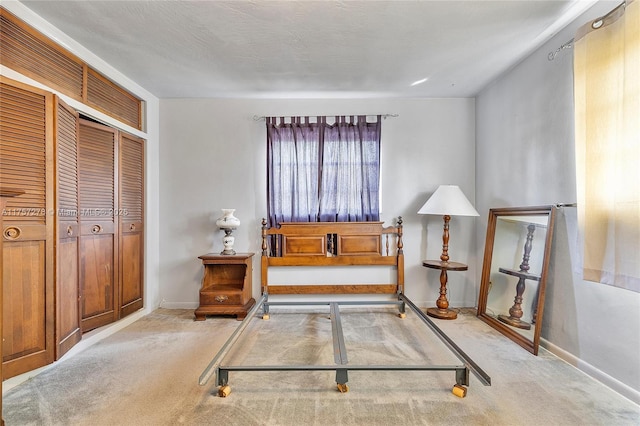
[{"left": 18, "top": 0, "right": 599, "bottom": 99}]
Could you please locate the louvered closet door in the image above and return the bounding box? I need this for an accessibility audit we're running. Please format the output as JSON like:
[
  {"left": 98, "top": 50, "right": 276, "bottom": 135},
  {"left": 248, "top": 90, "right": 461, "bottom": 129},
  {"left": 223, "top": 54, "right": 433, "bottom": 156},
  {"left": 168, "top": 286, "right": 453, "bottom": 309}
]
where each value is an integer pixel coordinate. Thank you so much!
[
  {"left": 55, "top": 98, "right": 81, "bottom": 358},
  {"left": 0, "top": 77, "right": 55, "bottom": 379},
  {"left": 78, "top": 119, "right": 118, "bottom": 332},
  {"left": 119, "top": 133, "right": 144, "bottom": 317}
]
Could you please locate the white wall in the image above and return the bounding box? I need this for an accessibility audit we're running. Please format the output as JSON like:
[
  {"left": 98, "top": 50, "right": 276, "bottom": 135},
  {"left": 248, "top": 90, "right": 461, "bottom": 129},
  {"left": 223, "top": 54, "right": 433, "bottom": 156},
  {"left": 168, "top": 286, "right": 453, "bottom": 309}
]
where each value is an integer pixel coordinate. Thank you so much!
[
  {"left": 159, "top": 98, "right": 478, "bottom": 309},
  {"left": 476, "top": 0, "right": 639, "bottom": 403}
]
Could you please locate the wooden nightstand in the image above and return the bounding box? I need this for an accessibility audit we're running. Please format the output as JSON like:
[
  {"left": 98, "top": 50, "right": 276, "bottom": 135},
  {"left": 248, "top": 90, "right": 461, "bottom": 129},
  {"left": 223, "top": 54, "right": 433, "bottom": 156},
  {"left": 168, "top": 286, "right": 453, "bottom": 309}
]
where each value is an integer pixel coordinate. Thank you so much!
[{"left": 195, "top": 253, "right": 255, "bottom": 321}]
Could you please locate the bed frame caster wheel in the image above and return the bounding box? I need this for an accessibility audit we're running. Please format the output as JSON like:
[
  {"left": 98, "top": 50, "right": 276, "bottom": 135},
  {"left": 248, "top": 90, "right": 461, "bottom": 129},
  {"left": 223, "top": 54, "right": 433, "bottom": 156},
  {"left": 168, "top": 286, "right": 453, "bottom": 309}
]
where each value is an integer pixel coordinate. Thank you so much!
[
  {"left": 398, "top": 313, "right": 406, "bottom": 319},
  {"left": 262, "top": 314, "right": 270, "bottom": 320},
  {"left": 218, "top": 385, "right": 231, "bottom": 397},
  {"left": 452, "top": 384, "right": 467, "bottom": 398},
  {"left": 336, "top": 383, "right": 349, "bottom": 393}
]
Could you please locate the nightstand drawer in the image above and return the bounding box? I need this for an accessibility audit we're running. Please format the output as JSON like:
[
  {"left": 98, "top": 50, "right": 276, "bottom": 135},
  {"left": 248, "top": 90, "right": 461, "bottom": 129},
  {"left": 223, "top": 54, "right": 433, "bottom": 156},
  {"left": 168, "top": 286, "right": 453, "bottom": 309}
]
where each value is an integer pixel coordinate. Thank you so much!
[{"left": 200, "top": 291, "right": 242, "bottom": 306}]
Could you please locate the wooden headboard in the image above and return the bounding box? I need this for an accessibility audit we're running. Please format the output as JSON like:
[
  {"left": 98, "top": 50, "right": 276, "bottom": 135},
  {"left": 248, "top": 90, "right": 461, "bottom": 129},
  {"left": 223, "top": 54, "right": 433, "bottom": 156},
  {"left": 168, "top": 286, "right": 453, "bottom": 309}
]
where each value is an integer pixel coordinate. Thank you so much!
[{"left": 261, "top": 218, "right": 404, "bottom": 296}]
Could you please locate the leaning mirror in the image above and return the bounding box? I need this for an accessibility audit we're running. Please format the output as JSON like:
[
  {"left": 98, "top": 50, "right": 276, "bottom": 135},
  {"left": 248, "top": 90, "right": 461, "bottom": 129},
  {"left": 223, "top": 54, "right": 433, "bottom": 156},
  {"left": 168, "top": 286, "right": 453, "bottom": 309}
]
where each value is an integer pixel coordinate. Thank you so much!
[{"left": 477, "top": 206, "right": 556, "bottom": 355}]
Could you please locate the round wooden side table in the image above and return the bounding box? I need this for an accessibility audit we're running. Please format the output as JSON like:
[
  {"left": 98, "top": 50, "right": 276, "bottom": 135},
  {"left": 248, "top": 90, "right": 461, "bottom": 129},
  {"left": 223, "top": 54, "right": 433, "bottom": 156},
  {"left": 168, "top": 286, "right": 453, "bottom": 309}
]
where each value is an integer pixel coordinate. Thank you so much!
[
  {"left": 422, "top": 260, "right": 468, "bottom": 320},
  {"left": 497, "top": 267, "right": 541, "bottom": 330}
]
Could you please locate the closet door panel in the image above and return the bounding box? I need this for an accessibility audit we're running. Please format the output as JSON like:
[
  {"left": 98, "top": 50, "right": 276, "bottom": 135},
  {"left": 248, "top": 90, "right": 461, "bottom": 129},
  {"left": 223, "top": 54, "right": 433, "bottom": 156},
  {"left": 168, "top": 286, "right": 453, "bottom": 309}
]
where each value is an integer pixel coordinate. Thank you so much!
[
  {"left": 0, "top": 77, "right": 55, "bottom": 379},
  {"left": 2, "top": 241, "right": 46, "bottom": 361},
  {"left": 80, "top": 234, "right": 114, "bottom": 317},
  {"left": 57, "top": 239, "right": 80, "bottom": 354},
  {"left": 78, "top": 120, "right": 118, "bottom": 332},
  {"left": 120, "top": 232, "right": 142, "bottom": 315},
  {"left": 119, "top": 133, "right": 144, "bottom": 317},
  {"left": 55, "top": 98, "right": 81, "bottom": 358}
]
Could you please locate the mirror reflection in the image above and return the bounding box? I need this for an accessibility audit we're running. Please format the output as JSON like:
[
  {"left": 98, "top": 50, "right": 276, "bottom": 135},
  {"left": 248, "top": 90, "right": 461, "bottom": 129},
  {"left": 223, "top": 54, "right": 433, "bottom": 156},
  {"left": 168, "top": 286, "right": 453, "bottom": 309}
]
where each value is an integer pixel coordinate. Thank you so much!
[{"left": 477, "top": 206, "right": 556, "bottom": 355}]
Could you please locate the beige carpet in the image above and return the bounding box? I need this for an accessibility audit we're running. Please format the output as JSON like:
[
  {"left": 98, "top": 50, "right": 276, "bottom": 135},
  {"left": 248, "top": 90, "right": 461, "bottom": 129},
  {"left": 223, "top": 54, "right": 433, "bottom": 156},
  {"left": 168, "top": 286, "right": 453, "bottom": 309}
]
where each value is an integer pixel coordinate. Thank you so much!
[{"left": 3, "top": 307, "right": 639, "bottom": 425}]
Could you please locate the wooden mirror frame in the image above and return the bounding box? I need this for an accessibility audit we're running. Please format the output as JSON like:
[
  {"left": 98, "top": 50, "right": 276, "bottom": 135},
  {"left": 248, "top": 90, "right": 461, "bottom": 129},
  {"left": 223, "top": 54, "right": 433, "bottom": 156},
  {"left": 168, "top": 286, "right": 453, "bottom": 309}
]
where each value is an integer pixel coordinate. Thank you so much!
[{"left": 477, "top": 206, "right": 556, "bottom": 355}]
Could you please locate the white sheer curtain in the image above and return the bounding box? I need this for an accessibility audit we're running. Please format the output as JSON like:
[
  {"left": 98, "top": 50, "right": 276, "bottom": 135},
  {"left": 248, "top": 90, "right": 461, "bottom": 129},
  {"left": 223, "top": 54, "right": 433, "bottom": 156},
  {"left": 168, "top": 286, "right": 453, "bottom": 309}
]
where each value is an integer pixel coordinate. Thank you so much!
[{"left": 574, "top": 0, "right": 640, "bottom": 292}]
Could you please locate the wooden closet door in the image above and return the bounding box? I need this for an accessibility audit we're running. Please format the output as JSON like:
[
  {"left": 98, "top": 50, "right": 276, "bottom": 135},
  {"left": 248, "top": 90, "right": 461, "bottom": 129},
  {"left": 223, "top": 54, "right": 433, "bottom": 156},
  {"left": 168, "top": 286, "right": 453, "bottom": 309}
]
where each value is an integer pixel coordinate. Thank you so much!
[
  {"left": 78, "top": 119, "right": 118, "bottom": 332},
  {"left": 55, "top": 98, "right": 82, "bottom": 358},
  {"left": 119, "top": 133, "right": 144, "bottom": 317},
  {"left": 0, "top": 77, "right": 55, "bottom": 379},
  {"left": 1, "top": 189, "right": 25, "bottom": 421}
]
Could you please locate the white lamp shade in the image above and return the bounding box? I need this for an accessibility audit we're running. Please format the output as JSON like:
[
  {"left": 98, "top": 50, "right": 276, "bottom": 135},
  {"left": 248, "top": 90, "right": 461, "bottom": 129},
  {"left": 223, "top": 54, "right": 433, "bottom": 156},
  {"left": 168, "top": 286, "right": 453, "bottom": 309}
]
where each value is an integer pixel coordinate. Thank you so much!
[{"left": 417, "top": 185, "right": 479, "bottom": 217}]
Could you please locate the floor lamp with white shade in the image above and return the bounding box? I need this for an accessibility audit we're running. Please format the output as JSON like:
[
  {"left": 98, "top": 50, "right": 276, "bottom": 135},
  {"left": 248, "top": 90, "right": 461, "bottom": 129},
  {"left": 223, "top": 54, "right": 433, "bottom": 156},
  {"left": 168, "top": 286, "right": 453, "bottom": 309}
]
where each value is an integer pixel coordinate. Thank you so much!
[{"left": 418, "top": 185, "right": 479, "bottom": 319}]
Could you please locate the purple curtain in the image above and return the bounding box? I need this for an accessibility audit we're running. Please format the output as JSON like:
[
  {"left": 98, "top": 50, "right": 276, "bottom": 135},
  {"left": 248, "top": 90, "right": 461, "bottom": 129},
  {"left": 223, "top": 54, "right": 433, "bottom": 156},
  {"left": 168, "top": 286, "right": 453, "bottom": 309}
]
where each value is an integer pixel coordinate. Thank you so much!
[{"left": 266, "top": 116, "right": 381, "bottom": 227}]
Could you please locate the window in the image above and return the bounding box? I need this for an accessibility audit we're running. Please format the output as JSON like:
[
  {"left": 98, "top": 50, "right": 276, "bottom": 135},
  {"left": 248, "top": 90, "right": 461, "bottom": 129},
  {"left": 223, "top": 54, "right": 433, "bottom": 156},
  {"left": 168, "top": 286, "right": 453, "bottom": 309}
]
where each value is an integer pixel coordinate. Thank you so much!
[{"left": 266, "top": 116, "right": 381, "bottom": 226}]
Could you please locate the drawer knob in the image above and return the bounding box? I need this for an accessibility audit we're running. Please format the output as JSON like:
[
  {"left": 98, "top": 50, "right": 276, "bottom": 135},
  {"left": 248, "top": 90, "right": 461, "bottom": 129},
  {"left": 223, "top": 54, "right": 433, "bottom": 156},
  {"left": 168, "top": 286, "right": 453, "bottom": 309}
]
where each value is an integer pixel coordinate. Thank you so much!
[
  {"left": 214, "top": 295, "right": 228, "bottom": 303},
  {"left": 91, "top": 224, "right": 102, "bottom": 234},
  {"left": 3, "top": 226, "right": 21, "bottom": 240}
]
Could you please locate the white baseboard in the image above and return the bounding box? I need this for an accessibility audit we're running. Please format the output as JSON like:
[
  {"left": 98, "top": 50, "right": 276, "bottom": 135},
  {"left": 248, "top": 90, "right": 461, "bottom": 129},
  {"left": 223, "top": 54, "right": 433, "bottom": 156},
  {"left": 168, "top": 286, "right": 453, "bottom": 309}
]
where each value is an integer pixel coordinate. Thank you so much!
[
  {"left": 541, "top": 338, "right": 640, "bottom": 405},
  {"left": 160, "top": 301, "right": 198, "bottom": 309}
]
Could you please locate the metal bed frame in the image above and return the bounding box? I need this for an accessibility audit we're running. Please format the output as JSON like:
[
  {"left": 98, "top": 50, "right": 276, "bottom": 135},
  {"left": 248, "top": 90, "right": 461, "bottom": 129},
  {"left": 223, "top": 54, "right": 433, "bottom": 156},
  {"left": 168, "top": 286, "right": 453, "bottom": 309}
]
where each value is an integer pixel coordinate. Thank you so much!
[{"left": 199, "top": 218, "right": 491, "bottom": 397}]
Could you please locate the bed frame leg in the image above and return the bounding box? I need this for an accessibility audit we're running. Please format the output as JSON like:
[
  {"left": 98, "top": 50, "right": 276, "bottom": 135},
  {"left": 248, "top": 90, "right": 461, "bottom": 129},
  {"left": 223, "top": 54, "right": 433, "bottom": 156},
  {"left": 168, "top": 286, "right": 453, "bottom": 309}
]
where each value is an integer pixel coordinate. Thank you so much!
[
  {"left": 217, "top": 369, "right": 228, "bottom": 387},
  {"left": 455, "top": 367, "right": 469, "bottom": 386},
  {"left": 217, "top": 369, "right": 231, "bottom": 397},
  {"left": 452, "top": 368, "right": 469, "bottom": 397},
  {"left": 263, "top": 295, "right": 270, "bottom": 320},
  {"left": 336, "top": 369, "right": 349, "bottom": 393},
  {"left": 398, "top": 298, "right": 406, "bottom": 318}
]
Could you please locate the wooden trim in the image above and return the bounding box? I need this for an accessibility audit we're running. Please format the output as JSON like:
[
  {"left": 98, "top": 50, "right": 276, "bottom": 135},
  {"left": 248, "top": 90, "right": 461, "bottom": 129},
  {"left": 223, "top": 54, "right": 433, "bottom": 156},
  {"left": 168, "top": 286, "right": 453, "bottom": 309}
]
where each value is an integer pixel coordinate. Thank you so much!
[
  {"left": 265, "top": 221, "right": 387, "bottom": 236},
  {"left": 267, "top": 256, "right": 397, "bottom": 267},
  {"left": 44, "top": 83, "right": 56, "bottom": 368},
  {"left": 267, "top": 285, "right": 398, "bottom": 295}
]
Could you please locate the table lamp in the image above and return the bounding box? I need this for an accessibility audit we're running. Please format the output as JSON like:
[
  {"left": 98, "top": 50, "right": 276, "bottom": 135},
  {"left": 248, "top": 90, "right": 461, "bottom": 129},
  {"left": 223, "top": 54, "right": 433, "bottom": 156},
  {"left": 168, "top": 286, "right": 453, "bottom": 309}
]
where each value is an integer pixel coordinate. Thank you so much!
[
  {"left": 215, "top": 209, "right": 240, "bottom": 255},
  {"left": 418, "top": 185, "right": 479, "bottom": 319}
]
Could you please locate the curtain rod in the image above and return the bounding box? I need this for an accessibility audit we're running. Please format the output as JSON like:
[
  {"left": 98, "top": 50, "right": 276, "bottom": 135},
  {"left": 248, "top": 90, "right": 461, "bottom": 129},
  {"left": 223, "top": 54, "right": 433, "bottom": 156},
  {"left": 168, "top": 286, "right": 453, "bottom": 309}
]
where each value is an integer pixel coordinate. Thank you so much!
[
  {"left": 548, "top": 38, "right": 574, "bottom": 61},
  {"left": 547, "top": 0, "right": 626, "bottom": 61},
  {"left": 253, "top": 114, "right": 399, "bottom": 121}
]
